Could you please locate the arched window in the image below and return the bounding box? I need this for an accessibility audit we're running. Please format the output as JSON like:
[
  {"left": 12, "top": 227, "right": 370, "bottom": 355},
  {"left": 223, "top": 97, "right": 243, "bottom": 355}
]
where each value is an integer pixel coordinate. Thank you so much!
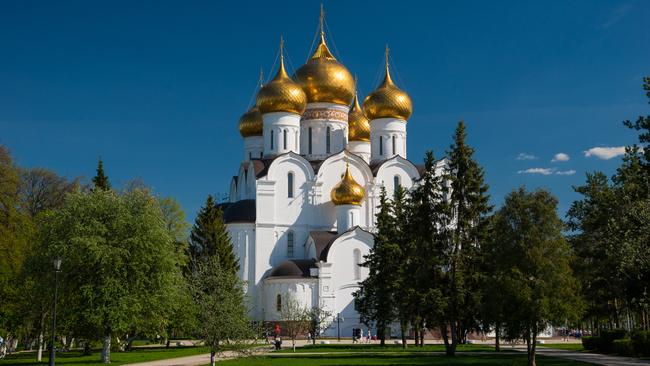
[
  {"left": 276, "top": 294, "right": 282, "bottom": 312},
  {"left": 392, "top": 135, "right": 397, "bottom": 155},
  {"left": 353, "top": 249, "right": 361, "bottom": 280},
  {"left": 379, "top": 136, "right": 383, "bottom": 155},
  {"left": 394, "top": 175, "right": 401, "bottom": 195},
  {"left": 283, "top": 129, "right": 288, "bottom": 150},
  {"left": 260, "top": 151, "right": 263, "bottom": 158},
  {"left": 326, "top": 127, "right": 331, "bottom": 154},
  {"left": 248, "top": 152, "right": 252, "bottom": 160},
  {"left": 287, "top": 231, "right": 294, "bottom": 257},
  {"left": 287, "top": 172, "right": 294, "bottom": 198},
  {"left": 308, "top": 127, "right": 313, "bottom": 154},
  {"left": 270, "top": 130, "right": 274, "bottom": 150},
  {"left": 349, "top": 211, "right": 355, "bottom": 227}
]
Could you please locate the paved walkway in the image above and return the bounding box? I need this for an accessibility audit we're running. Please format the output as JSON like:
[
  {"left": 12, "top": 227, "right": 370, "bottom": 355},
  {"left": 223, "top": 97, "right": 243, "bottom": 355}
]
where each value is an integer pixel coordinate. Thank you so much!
[
  {"left": 122, "top": 348, "right": 269, "bottom": 366},
  {"left": 532, "top": 347, "right": 650, "bottom": 366}
]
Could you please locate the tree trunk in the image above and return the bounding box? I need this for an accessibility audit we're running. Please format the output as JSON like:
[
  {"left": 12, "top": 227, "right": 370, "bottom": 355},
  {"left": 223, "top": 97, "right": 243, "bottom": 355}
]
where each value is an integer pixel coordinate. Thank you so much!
[
  {"left": 441, "top": 323, "right": 450, "bottom": 351},
  {"left": 529, "top": 326, "right": 537, "bottom": 366},
  {"left": 101, "top": 330, "right": 111, "bottom": 364},
  {"left": 400, "top": 321, "right": 407, "bottom": 349},
  {"left": 166, "top": 338, "right": 171, "bottom": 348},
  {"left": 494, "top": 324, "right": 501, "bottom": 352},
  {"left": 36, "top": 329, "right": 44, "bottom": 361},
  {"left": 419, "top": 330, "right": 424, "bottom": 347},
  {"left": 210, "top": 351, "right": 215, "bottom": 366},
  {"left": 448, "top": 322, "right": 458, "bottom": 356}
]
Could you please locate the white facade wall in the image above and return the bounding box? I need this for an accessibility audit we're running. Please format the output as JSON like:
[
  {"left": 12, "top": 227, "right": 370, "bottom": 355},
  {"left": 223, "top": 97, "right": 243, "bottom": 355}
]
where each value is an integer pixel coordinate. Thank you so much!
[
  {"left": 347, "top": 141, "right": 371, "bottom": 163},
  {"left": 243, "top": 136, "right": 263, "bottom": 161},
  {"left": 370, "top": 117, "right": 407, "bottom": 163},
  {"left": 263, "top": 279, "right": 318, "bottom": 321},
  {"left": 300, "top": 103, "right": 349, "bottom": 161},
  {"left": 263, "top": 112, "right": 301, "bottom": 157}
]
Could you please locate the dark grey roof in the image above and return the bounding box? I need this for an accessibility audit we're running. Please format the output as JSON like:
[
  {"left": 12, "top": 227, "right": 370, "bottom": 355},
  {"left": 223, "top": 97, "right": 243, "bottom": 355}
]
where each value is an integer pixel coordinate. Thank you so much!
[
  {"left": 309, "top": 231, "right": 340, "bottom": 261},
  {"left": 267, "top": 259, "right": 317, "bottom": 279},
  {"left": 221, "top": 199, "right": 255, "bottom": 224}
]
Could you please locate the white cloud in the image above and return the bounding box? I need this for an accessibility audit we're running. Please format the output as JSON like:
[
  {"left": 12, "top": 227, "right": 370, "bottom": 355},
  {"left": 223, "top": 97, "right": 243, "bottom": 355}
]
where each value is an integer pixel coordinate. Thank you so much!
[
  {"left": 516, "top": 153, "right": 537, "bottom": 161},
  {"left": 518, "top": 167, "right": 577, "bottom": 176},
  {"left": 552, "top": 153, "right": 570, "bottom": 162},
  {"left": 584, "top": 146, "right": 626, "bottom": 160},
  {"left": 556, "top": 169, "right": 576, "bottom": 176},
  {"left": 518, "top": 168, "right": 554, "bottom": 175}
]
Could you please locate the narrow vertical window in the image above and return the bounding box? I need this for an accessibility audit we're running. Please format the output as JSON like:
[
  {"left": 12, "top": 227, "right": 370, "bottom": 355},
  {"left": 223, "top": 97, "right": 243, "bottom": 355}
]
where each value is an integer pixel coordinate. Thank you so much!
[
  {"left": 283, "top": 129, "right": 288, "bottom": 150},
  {"left": 394, "top": 175, "right": 400, "bottom": 195},
  {"left": 326, "top": 127, "right": 331, "bottom": 154},
  {"left": 270, "top": 130, "right": 274, "bottom": 150},
  {"left": 308, "top": 127, "right": 313, "bottom": 154},
  {"left": 379, "top": 136, "right": 383, "bottom": 155},
  {"left": 392, "top": 135, "right": 396, "bottom": 155},
  {"left": 260, "top": 152, "right": 263, "bottom": 158},
  {"left": 276, "top": 294, "right": 282, "bottom": 312},
  {"left": 287, "top": 231, "right": 294, "bottom": 257},
  {"left": 353, "top": 249, "right": 361, "bottom": 280},
  {"left": 350, "top": 211, "right": 355, "bottom": 227},
  {"left": 287, "top": 173, "right": 294, "bottom": 198},
  {"left": 249, "top": 152, "right": 252, "bottom": 160}
]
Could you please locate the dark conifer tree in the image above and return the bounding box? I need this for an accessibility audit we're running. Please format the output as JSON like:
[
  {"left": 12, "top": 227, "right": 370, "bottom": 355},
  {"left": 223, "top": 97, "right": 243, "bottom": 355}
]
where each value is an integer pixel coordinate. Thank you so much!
[
  {"left": 92, "top": 158, "right": 111, "bottom": 191},
  {"left": 189, "top": 195, "right": 239, "bottom": 274},
  {"left": 407, "top": 151, "right": 449, "bottom": 347},
  {"left": 354, "top": 187, "right": 398, "bottom": 346},
  {"left": 443, "top": 121, "right": 491, "bottom": 355}
]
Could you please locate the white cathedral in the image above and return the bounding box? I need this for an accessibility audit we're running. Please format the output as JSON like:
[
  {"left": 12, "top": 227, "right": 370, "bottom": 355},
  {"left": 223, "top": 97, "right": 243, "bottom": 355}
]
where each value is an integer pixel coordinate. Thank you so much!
[{"left": 221, "top": 14, "right": 445, "bottom": 337}]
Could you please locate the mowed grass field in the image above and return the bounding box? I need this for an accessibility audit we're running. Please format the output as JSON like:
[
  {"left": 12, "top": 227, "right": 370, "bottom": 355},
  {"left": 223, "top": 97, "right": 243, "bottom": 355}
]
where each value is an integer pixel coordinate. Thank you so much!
[
  {"left": 0, "top": 346, "right": 210, "bottom": 366},
  {"left": 275, "top": 343, "right": 496, "bottom": 353},
  {"left": 221, "top": 353, "right": 593, "bottom": 365}
]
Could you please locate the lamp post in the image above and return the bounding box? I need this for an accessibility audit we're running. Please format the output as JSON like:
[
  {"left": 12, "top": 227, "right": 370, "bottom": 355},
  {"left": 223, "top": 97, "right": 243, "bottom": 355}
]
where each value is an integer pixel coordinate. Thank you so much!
[
  {"left": 48, "top": 258, "right": 62, "bottom": 366},
  {"left": 336, "top": 313, "right": 344, "bottom": 342}
]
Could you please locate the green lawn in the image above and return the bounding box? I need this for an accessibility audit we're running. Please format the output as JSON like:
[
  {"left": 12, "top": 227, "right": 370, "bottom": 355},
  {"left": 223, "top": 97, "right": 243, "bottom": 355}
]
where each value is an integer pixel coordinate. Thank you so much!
[
  {"left": 220, "top": 353, "right": 593, "bottom": 365},
  {"left": 0, "top": 346, "right": 210, "bottom": 366},
  {"left": 539, "top": 343, "right": 585, "bottom": 351},
  {"left": 276, "top": 343, "right": 496, "bottom": 353}
]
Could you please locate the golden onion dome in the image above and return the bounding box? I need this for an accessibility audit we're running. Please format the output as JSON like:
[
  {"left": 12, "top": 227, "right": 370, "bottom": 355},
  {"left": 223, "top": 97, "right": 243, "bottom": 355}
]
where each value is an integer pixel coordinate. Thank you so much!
[
  {"left": 294, "top": 31, "right": 355, "bottom": 106},
  {"left": 348, "top": 93, "right": 370, "bottom": 142},
  {"left": 256, "top": 42, "right": 307, "bottom": 115},
  {"left": 238, "top": 106, "right": 263, "bottom": 137},
  {"left": 362, "top": 49, "right": 413, "bottom": 121},
  {"left": 331, "top": 164, "right": 365, "bottom": 206}
]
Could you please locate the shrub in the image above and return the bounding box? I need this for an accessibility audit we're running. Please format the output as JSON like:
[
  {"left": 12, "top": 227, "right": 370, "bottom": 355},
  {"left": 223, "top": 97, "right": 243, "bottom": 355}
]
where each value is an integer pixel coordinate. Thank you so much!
[
  {"left": 631, "top": 330, "right": 650, "bottom": 356},
  {"left": 613, "top": 339, "right": 635, "bottom": 357},
  {"left": 582, "top": 336, "right": 599, "bottom": 351},
  {"left": 600, "top": 329, "right": 627, "bottom": 353}
]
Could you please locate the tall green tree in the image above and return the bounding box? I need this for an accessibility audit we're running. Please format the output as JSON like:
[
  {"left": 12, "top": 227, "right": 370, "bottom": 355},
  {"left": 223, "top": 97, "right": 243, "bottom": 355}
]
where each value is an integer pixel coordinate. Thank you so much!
[
  {"left": 189, "top": 195, "right": 239, "bottom": 273},
  {"left": 37, "top": 189, "right": 183, "bottom": 363},
  {"left": 354, "top": 187, "right": 399, "bottom": 346},
  {"left": 493, "top": 188, "right": 582, "bottom": 366},
  {"left": 407, "top": 151, "right": 449, "bottom": 347},
  {"left": 190, "top": 255, "right": 251, "bottom": 366},
  {"left": 0, "top": 145, "right": 33, "bottom": 350},
  {"left": 442, "top": 121, "right": 491, "bottom": 355},
  {"left": 92, "top": 158, "right": 111, "bottom": 191}
]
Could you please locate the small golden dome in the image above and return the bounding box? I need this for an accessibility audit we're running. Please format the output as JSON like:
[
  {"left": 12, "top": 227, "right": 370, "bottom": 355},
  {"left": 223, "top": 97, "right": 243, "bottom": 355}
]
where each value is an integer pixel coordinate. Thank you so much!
[
  {"left": 363, "top": 49, "right": 412, "bottom": 121},
  {"left": 331, "top": 164, "right": 365, "bottom": 206},
  {"left": 238, "top": 106, "right": 263, "bottom": 137},
  {"left": 256, "top": 41, "right": 307, "bottom": 115},
  {"left": 294, "top": 30, "right": 355, "bottom": 106},
  {"left": 348, "top": 93, "right": 370, "bottom": 142}
]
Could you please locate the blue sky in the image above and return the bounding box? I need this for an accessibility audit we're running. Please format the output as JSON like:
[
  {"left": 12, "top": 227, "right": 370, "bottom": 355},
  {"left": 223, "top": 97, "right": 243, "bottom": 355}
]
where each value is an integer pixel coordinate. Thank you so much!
[{"left": 1, "top": 0, "right": 648, "bottom": 221}]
